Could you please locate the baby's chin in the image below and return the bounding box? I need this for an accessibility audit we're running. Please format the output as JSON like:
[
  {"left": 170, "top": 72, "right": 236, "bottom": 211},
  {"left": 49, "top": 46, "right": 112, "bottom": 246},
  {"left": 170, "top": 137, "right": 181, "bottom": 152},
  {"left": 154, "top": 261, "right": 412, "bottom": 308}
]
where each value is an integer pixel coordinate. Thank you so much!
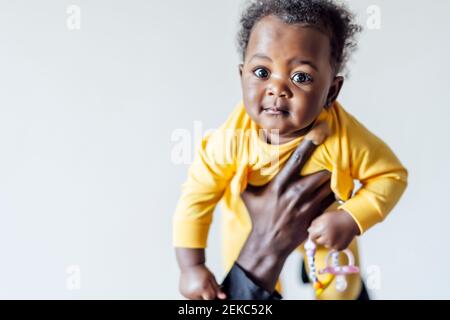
[
  {"left": 254, "top": 119, "right": 295, "bottom": 141},
  {"left": 256, "top": 114, "right": 298, "bottom": 133},
  {"left": 256, "top": 115, "right": 316, "bottom": 140}
]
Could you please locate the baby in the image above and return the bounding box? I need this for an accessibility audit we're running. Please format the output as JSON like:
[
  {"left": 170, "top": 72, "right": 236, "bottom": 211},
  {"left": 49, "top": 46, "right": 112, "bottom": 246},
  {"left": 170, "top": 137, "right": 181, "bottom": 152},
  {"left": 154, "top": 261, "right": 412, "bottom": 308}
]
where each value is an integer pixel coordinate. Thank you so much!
[{"left": 173, "top": 0, "right": 408, "bottom": 300}]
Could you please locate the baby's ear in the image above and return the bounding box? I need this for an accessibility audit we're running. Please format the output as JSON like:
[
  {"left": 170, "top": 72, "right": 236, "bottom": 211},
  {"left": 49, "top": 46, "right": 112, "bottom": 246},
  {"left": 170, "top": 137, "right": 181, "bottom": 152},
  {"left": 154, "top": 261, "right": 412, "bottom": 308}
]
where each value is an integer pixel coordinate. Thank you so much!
[
  {"left": 305, "top": 121, "right": 330, "bottom": 146},
  {"left": 239, "top": 64, "right": 244, "bottom": 77},
  {"left": 325, "top": 76, "right": 344, "bottom": 107}
]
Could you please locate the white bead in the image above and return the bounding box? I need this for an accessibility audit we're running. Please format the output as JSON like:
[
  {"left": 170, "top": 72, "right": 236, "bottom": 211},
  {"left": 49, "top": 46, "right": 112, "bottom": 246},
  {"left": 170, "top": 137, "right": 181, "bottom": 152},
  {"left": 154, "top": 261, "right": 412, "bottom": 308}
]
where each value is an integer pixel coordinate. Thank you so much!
[{"left": 304, "top": 239, "right": 315, "bottom": 251}]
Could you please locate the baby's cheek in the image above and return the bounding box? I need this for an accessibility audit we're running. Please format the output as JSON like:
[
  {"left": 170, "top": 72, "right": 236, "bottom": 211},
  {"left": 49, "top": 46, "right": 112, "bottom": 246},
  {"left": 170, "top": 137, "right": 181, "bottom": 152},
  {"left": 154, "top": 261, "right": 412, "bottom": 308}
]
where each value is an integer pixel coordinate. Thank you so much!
[
  {"left": 243, "top": 80, "right": 263, "bottom": 103},
  {"left": 304, "top": 103, "right": 324, "bottom": 123}
]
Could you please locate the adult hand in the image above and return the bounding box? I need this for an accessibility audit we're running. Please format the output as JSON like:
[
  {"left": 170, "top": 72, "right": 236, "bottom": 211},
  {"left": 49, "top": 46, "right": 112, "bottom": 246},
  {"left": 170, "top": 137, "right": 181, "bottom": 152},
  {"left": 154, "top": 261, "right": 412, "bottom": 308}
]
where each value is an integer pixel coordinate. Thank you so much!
[{"left": 237, "top": 122, "right": 335, "bottom": 292}]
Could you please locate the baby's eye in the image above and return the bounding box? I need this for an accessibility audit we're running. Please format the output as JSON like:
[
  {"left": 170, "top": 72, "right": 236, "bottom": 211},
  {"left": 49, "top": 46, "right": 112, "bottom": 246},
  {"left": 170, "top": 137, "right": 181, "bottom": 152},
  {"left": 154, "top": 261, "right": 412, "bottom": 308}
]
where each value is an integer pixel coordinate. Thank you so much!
[
  {"left": 253, "top": 67, "right": 270, "bottom": 79},
  {"left": 292, "top": 72, "right": 313, "bottom": 84}
]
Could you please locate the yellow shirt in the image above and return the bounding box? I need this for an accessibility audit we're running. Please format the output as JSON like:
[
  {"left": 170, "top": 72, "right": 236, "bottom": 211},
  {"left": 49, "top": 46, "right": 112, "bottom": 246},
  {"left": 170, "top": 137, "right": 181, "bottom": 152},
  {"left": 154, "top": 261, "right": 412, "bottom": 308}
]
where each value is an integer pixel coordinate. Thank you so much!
[{"left": 173, "top": 101, "right": 408, "bottom": 259}]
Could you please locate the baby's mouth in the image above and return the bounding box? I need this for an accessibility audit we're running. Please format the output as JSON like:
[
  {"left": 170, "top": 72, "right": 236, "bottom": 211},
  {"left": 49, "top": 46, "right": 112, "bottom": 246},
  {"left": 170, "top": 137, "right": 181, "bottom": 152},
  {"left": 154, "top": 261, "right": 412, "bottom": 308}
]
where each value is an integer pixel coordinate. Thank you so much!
[{"left": 262, "top": 106, "right": 289, "bottom": 116}]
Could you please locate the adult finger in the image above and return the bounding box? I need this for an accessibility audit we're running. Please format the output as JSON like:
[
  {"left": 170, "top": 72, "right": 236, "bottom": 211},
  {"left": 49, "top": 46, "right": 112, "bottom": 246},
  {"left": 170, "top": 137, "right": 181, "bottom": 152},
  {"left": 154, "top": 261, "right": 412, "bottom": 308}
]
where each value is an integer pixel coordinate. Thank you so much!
[
  {"left": 272, "top": 120, "right": 330, "bottom": 191},
  {"left": 316, "top": 192, "right": 336, "bottom": 217},
  {"left": 297, "top": 181, "right": 334, "bottom": 221},
  {"left": 272, "top": 139, "right": 317, "bottom": 191},
  {"left": 284, "top": 170, "right": 331, "bottom": 203}
]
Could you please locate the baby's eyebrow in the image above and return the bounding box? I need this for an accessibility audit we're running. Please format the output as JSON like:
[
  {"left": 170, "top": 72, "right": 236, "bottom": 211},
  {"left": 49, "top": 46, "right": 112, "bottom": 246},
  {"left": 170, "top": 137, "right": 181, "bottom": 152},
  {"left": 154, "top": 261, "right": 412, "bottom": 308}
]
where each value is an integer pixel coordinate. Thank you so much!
[
  {"left": 288, "top": 57, "right": 319, "bottom": 72},
  {"left": 248, "top": 53, "right": 272, "bottom": 62},
  {"left": 248, "top": 53, "right": 319, "bottom": 71}
]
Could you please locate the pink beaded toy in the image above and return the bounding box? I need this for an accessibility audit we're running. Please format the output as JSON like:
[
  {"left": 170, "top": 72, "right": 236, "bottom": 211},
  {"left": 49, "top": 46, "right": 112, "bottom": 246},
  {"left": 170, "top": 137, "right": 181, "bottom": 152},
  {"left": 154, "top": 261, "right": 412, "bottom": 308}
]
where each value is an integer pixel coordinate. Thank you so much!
[{"left": 304, "top": 237, "right": 360, "bottom": 296}]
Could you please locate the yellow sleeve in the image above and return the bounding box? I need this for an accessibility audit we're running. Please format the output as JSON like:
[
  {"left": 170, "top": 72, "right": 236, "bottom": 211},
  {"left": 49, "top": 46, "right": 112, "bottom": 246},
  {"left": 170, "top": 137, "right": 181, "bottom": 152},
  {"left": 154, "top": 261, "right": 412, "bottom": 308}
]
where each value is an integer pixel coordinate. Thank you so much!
[
  {"left": 337, "top": 111, "right": 408, "bottom": 234},
  {"left": 172, "top": 125, "right": 237, "bottom": 248}
]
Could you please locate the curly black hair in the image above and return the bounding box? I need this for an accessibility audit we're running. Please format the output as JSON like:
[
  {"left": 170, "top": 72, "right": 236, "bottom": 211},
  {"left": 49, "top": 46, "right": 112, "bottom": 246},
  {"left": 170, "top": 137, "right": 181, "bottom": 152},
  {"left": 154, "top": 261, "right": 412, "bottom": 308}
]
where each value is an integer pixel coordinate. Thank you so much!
[{"left": 237, "top": 0, "right": 362, "bottom": 74}]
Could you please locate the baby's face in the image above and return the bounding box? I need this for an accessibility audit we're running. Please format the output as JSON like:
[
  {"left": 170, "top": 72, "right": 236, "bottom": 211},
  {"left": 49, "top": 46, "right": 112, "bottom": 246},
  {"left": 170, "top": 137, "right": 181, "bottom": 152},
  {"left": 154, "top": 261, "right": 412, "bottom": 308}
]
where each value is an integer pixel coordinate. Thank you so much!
[{"left": 240, "top": 15, "right": 339, "bottom": 142}]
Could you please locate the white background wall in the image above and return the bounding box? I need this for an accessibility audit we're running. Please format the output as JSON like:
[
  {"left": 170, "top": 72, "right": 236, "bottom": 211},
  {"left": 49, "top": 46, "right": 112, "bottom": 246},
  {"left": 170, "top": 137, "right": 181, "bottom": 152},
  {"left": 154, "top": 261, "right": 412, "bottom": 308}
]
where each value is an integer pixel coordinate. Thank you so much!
[{"left": 0, "top": 0, "right": 449, "bottom": 299}]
